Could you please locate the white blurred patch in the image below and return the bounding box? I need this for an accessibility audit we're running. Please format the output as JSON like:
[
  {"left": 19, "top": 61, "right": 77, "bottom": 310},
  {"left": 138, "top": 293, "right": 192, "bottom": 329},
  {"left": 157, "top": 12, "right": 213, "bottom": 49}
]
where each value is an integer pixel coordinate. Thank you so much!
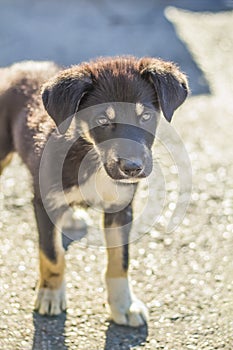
[
  {"left": 46, "top": 167, "right": 135, "bottom": 212},
  {"left": 105, "top": 105, "right": 116, "bottom": 120},
  {"left": 135, "top": 102, "right": 144, "bottom": 116}
]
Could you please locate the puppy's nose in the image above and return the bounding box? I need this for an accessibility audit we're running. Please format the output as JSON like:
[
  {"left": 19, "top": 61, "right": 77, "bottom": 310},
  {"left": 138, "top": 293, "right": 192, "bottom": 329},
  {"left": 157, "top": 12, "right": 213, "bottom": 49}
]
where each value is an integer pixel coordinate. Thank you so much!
[{"left": 119, "top": 158, "right": 143, "bottom": 177}]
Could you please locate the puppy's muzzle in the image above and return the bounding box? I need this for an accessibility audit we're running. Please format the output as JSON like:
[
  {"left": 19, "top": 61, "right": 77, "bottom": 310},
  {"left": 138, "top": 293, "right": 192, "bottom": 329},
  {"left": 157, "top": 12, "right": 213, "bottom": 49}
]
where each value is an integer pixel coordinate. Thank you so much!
[{"left": 118, "top": 158, "right": 144, "bottom": 178}]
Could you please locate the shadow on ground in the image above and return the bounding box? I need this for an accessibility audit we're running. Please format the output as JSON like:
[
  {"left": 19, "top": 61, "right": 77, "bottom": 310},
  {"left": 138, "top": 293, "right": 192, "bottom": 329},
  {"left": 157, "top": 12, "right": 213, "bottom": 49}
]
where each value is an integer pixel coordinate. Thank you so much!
[
  {"left": 0, "top": 0, "right": 231, "bottom": 95},
  {"left": 104, "top": 323, "right": 148, "bottom": 350},
  {"left": 32, "top": 313, "right": 147, "bottom": 350},
  {"left": 32, "top": 312, "right": 67, "bottom": 350},
  {"left": 167, "top": 0, "right": 233, "bottom": 12}
]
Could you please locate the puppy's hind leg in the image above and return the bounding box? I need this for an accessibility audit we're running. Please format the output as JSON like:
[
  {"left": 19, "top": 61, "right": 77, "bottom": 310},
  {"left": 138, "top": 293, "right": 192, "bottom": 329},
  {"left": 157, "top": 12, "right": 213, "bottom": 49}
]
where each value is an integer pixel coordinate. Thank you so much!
[{"left": 33, "top": 198, "right": 66, "bottom": 315}]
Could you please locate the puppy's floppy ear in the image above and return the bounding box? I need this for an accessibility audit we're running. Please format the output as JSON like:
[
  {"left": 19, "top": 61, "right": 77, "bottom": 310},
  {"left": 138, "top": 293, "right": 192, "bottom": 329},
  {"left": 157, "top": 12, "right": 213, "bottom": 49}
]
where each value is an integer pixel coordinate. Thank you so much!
[
  {"left": 140, "top": 58, "right": 189, "bottom": 122},
  {"left": 42, "top": 69, "right": 92, "bottom": 134}
]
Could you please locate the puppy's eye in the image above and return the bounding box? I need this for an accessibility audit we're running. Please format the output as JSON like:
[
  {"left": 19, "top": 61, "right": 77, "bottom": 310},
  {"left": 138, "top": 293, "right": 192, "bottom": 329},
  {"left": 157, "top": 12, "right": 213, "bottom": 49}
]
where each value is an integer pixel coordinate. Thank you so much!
[
  {"left": 97, "top": 116, "right": 110, "bottom": 126},
  {"left": 141, "top": 113, "right": 152, "bottom": 122}
]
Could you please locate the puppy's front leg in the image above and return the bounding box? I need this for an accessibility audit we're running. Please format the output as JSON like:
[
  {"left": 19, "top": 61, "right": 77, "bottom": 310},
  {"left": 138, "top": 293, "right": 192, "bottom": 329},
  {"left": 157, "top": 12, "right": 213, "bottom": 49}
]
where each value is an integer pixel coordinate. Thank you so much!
[
  {"left": 104, "top": 205, "right": 148, "bottom": 327},
  {"left": 33, "top": 199, "right": 66, "bottom": 315}
]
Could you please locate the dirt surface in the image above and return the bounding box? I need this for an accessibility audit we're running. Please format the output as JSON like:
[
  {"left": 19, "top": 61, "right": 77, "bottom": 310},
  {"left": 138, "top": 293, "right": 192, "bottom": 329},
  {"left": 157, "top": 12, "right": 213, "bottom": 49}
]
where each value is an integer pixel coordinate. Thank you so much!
[{"left": 0, "top": 1, "right": 233, "bottom": 349}]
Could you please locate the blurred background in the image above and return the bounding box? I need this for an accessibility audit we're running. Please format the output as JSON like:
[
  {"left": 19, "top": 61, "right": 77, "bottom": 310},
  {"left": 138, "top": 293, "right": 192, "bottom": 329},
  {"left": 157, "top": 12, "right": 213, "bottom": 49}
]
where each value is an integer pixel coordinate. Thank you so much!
[
  {"left": 0, "top": 0, "right": 231, "bottom": 95},
  {"left": 0, "top": 1, "right": 233, "bottom": 349}
]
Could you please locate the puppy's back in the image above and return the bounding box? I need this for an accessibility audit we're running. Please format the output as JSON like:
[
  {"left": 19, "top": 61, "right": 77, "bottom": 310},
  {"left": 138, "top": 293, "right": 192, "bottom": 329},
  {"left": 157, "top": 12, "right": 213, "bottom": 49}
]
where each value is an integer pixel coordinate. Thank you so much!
[
  {"left": 0, "top": 61, "right": 59, "bottom": 111},
  {"left": 0, "top": 61, "right": 60, "bottom": 163}
]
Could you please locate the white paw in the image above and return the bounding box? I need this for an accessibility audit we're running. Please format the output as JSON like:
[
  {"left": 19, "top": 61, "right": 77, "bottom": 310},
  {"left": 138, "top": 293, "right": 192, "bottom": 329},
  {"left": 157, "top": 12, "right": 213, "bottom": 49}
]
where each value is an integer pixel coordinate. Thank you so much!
[
  {"left": 106, "top": 277, "right": 148, "bottom": 327},
  {"left": 110, "top": 298, "right": 148, "bottom": 327},
  {"left": 35, "top": 282, "right": 66, "bottom": 315}
]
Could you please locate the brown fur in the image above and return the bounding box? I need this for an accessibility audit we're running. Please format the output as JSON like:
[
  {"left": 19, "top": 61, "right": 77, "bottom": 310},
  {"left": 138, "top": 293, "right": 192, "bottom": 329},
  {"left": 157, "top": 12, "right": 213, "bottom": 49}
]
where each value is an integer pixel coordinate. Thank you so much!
[{"left": 43, "top": 56, "right": 188, "bottom": 128}]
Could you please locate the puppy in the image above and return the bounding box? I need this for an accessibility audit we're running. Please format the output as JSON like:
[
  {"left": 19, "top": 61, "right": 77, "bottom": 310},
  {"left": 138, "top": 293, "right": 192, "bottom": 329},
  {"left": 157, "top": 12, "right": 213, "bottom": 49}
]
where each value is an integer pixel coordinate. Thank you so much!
[{"left": 0, "top": 57, "right": 188, "bottom": 327}]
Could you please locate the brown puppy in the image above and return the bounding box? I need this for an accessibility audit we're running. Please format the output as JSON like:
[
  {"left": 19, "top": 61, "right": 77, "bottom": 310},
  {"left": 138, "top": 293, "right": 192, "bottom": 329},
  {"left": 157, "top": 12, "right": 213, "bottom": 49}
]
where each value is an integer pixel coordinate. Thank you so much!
[{"left": 0, "top": 57, "right": 188, "bottom": 327}]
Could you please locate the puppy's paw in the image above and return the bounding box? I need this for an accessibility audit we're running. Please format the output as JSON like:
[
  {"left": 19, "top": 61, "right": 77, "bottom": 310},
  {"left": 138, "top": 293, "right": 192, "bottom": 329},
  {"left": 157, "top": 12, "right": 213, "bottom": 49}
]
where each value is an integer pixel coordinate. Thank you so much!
[
  {"left": 35, "top": 282, "right": 66, "bottom": 316},
  {"left": 106, "top": 277, "right": 148, "bottom": 327},
  {"left": 110, "top": 298, "right": 148, "bottom": 327}
]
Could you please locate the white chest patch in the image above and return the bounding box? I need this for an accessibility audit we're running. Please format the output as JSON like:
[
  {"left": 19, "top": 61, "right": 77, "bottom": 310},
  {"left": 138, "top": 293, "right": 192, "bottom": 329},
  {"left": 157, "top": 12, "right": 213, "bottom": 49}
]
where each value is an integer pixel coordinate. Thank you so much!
[{"left": 47, "top": 168, "right": 135, "bottom": 212}]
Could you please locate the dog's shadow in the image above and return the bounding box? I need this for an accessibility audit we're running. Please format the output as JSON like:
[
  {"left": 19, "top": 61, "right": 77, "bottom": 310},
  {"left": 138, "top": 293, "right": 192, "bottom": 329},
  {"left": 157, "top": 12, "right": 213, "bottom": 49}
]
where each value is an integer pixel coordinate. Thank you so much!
[
  {"left": 32, "top": 312, "right": 67, "bottom": 350},
  {"left": 104, "top": 322, "right": 148, "bottom": 350},
  {"left": 32, "top": 312, "right": 147, "bottom": 350}
]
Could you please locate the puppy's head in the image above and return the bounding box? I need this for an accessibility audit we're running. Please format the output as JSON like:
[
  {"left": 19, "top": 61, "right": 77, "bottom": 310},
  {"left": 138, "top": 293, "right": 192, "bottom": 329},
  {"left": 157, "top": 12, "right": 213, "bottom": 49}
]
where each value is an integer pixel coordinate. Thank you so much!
[{"left": 42, "top": 57, "right": 188, "bottom": 182}]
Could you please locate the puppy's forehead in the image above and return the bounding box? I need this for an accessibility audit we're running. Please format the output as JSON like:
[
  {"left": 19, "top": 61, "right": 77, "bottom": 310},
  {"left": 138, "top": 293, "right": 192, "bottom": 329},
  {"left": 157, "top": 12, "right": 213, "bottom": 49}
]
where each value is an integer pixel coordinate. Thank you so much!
[{"left": 104, "top": 103, "right": 147, "bottom": 118}]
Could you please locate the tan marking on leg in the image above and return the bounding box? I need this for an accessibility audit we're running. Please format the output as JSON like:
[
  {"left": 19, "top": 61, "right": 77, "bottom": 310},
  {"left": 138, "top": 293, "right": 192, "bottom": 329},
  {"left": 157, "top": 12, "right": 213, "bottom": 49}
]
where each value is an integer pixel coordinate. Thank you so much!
[
  {"left": 38, "top": 249, "right": 65, "bottom": 289},
  {"left": 35, "top": 228, "right": 66, "bottom": 315},
  {"left": 105, "top": 226, "right": 127, "bottom": 279},
  {"left": 106, "top": 246, "right": 127, "bottom": 278},
  {"left": 0, "top": 153, "right": 13, "bottom": 175},
  {"left": 38, "top": 217, "right": 65, "bottom": 289}
]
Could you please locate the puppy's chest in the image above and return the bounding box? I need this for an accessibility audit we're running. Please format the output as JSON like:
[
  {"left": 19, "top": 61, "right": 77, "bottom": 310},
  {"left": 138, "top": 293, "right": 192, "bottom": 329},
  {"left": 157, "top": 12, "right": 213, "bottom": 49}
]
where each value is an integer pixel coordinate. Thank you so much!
[{"left": 50, "top": 169, "right": 135, "bottom": 211}]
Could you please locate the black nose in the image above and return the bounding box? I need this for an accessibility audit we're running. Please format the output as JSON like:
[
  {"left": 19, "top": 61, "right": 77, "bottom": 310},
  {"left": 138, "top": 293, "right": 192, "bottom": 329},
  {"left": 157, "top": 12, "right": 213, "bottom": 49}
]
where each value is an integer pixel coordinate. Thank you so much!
[{"left": 119, "top": 158, "right": 144, "bottom": 177}]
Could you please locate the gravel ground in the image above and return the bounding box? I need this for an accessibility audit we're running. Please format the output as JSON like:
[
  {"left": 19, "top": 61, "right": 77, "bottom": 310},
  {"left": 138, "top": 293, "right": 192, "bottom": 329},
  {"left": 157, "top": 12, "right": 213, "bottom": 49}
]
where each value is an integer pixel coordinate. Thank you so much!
[{"left": 0, "top": 3, "right": 233, "bottom": 350}]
